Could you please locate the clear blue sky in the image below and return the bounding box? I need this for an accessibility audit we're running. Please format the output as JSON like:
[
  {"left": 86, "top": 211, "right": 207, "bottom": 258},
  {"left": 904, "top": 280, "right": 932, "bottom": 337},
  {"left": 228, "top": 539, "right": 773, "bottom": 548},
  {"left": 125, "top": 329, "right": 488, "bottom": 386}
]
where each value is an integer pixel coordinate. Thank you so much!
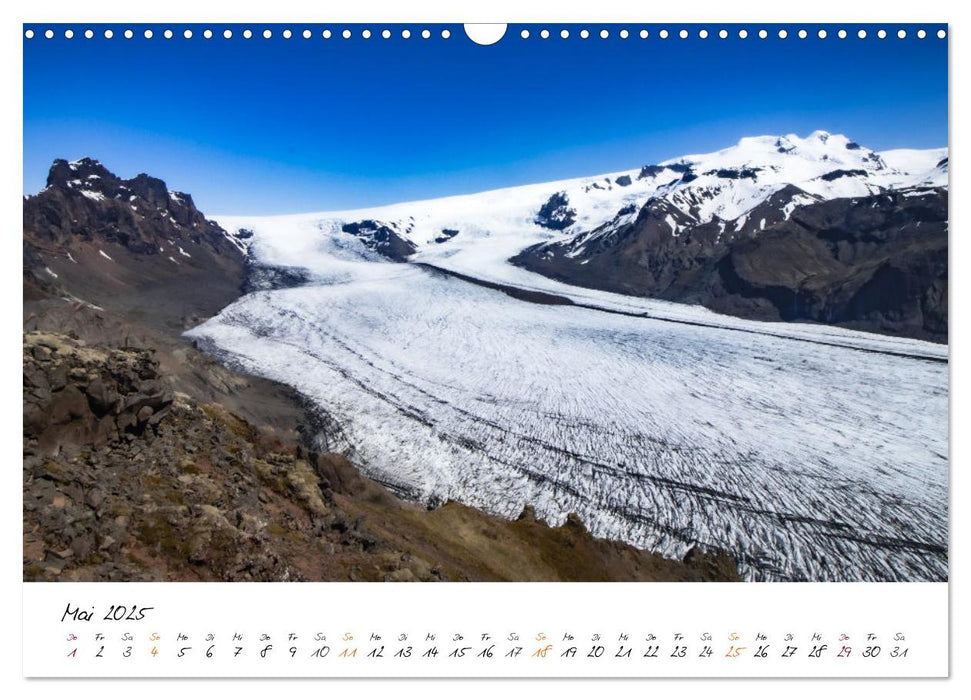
[{"left": 23, "top": 24, "right": 947, "bottom": 215}]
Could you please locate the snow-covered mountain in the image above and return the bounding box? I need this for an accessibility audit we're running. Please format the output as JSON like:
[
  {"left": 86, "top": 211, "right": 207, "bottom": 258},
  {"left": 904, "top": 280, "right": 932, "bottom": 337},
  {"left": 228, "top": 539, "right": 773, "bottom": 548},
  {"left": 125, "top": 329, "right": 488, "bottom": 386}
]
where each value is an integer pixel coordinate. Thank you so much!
[
  {"left": 226, "top": 129, "right": 945, "bottom": 252},
  {"left": 531, "top": 131, "right": 946, "bottom": 261},
  {"left": 216, "top": 130, "right": 947, "bottom": 340},
  {"left": 185, "top": 132, "right": 948, "bottom": 582},
  {"left": 514, "top": 137, "right": 947, "bottom": 341}
]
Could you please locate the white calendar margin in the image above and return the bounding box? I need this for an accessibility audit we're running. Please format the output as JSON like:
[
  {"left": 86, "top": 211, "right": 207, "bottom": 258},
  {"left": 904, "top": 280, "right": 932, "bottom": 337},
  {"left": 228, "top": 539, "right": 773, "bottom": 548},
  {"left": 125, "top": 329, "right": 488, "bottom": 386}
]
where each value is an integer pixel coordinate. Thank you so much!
[
  {"left": 6, "top": 0, "right": 961, "bottom": 694},
  {"left": 23, "top": 582, "right": 947, "bottom": 677}
]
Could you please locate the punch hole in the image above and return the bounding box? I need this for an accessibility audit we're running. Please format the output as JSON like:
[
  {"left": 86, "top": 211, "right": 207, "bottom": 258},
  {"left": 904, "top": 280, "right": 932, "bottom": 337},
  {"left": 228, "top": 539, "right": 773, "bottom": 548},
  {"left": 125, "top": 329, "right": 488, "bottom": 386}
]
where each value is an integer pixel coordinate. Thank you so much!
[
  {"left": 464, "top": 24, "right": 507, "bottom": 45},
  {"left": 25, "top": 29, "right": 34, "bottom": 39}
]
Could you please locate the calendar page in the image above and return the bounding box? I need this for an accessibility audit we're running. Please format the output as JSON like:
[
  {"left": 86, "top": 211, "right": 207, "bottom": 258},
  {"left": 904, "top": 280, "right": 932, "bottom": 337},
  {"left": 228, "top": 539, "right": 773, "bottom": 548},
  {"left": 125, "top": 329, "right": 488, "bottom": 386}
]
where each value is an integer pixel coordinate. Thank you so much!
[{"left": 18, "top": 9, "right": 950, "bottom": 683}]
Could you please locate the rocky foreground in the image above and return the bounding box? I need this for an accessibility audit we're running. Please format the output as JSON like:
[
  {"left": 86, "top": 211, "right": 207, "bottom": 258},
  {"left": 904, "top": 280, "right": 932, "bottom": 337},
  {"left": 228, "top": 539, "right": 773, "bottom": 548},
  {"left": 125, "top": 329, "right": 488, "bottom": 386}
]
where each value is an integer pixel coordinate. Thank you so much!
[{"left": 22, "top": 331, "right": 738, "bottom": 582}]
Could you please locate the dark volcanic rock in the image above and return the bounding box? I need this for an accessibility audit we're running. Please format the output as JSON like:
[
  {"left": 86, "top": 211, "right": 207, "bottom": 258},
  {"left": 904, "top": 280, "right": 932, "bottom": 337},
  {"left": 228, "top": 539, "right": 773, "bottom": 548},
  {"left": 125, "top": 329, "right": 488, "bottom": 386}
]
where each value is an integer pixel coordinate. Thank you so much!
[
  {"left": 637, "top": 162, "right": 691, "bottom": 180},
  {"left": 712, "top": 189, "right": 948, "bottom": 339},
  {"left": 23, "top": 158, "right": 247, "bottom": 333},
  {"left": 534, "top": 191, "right": 577, "bottom": 230},
  {"left": 514, "top": 187, "right": 947, "bottom": 342},
  {"left": 819, "top": 169, "right": 869, "bottom": 182},
  {"left": 23, "top": 332, "right": 173, "bottom": 456},
  {"left": 31, "top": 158, "right": 237, "bottom": 258},
  {"left": 637, "top": 165, "right": 666, "bottom": 180},
  {"left": 706, "top": 167, "right": 762, "bottom": 180},
  {"left": 46, "top": 157, "right": 112, "bottom": 188},
  {"left": 341, "top": 219, "right": 417, "bottom": 261},
  {"left": 434, "top": 228, "right": 460, "bottom": 244}
]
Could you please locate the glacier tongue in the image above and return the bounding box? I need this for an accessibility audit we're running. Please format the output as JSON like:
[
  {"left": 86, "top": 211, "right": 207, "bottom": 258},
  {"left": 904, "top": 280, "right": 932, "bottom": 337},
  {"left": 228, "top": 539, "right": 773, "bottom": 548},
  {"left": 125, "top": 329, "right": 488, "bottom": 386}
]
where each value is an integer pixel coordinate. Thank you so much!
[
  {"left": 187, "top": 257, "right": 947, "bottom": 582},
  {"left": 190, "top": 133, "right": 948, "bottom": 582}
]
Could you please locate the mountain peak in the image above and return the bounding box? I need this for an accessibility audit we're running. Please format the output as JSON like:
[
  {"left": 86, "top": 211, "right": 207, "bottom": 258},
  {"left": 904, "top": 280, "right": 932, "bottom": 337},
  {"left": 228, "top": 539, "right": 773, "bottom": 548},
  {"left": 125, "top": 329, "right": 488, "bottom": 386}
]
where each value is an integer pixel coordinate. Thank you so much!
[
  {"left": 734, "top": 131, "right": 850, "bottom": 154},
  {"left": 28, "top": 157, "right": 252, "bottom": 262},
  {"left": 659, "top": 132, "right": 888, "bottom": 184},
  {"left": 68, "top": 156, "right": 104, "bottom": 168},
  {"left": 47, "top": 157, "right": 115, "bottom": 189},
  {"left": 43, "top": 159, "right": 177, "bottom": 210}
]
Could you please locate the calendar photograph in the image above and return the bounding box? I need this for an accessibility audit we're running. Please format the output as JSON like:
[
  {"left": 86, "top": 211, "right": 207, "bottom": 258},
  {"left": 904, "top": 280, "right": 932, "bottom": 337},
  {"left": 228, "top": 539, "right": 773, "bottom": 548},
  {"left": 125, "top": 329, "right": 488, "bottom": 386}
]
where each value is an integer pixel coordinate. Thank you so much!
[{"left": 22, "top": 23, "right": 947, "bottom": 592}]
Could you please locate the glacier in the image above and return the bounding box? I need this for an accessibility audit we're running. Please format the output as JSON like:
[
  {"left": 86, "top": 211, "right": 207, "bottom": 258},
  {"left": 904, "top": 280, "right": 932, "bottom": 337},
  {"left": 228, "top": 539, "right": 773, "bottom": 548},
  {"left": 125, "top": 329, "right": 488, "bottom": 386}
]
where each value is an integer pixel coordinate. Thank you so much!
[{"left": 187, "top": 133, "right": 948, "bottom": 582}]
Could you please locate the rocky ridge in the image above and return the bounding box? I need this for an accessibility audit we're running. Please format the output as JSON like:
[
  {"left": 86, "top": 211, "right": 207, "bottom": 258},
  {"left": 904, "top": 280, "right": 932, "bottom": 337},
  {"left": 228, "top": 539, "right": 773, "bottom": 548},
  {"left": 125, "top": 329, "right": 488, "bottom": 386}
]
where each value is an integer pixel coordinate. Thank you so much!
[
  {"left": 23, "top": 158, "right": 249, "bottom": 333},
  {"left": 513, "top": 186, "right": 948, "bottom": 341}
]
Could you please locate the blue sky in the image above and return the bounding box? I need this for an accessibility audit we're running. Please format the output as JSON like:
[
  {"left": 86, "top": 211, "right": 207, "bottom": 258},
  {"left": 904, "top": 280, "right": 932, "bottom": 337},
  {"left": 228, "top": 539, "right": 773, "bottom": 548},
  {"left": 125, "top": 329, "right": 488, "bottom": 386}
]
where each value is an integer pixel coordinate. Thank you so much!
[{"left": 23, "top": 24, "right": 947, "bottom": 215}]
